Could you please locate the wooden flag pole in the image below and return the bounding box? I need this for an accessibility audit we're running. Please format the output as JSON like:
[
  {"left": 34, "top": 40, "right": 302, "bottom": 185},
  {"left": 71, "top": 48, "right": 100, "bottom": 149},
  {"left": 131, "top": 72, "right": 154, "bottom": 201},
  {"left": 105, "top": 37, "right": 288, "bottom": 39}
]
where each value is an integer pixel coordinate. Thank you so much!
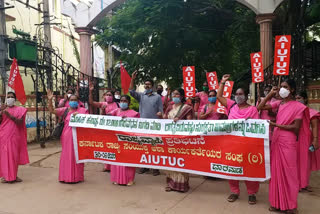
[
  {"left": 257, "top": 83, "right": 261, "bottom": 102},
  {"left": 278, "top": 76, "right": 282, "bottom": 88}
]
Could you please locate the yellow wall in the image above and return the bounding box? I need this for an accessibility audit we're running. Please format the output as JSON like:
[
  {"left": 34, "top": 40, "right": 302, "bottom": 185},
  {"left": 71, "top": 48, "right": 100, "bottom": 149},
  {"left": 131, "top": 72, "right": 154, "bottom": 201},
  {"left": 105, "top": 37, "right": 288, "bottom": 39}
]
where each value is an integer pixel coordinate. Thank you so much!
[{"left": 4, "top": 0, "right": 80, "bottom": 94}]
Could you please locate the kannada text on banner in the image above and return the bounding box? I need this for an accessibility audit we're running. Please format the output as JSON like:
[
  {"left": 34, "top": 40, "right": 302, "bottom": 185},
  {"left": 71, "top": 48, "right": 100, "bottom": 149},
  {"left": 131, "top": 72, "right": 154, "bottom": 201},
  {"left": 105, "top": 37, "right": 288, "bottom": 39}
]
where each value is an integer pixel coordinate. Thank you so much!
[{"left": 70, "top": 115, "right": 270, "bottom": 181}]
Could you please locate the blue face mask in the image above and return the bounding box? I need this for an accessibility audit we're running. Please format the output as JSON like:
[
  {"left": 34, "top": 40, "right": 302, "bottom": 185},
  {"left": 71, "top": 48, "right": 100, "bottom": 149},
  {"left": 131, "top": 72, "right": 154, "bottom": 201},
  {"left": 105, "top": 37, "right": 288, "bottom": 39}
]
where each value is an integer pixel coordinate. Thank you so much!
[
  {"left": 119, "top": 102, "right": 128, "bottom": 109},
  {"left": 69, "top": 101, "right": 79, "bottom": 109},
  {"left": 172, "top": 97, "right": 181, "bottom": 104},
  {"left": 208, "top": 97, "right": 217, "bottom": 103},
  {"left": 144, "top": 88, "right": 153, "bottom": 94}
]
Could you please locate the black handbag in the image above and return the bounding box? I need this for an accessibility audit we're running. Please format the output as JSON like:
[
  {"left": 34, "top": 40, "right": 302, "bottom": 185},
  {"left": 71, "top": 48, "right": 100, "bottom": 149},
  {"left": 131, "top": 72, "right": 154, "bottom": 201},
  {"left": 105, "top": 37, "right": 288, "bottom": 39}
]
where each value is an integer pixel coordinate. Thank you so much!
[{"left": 52, "top": 108, "right": 69, "bottom": 138}]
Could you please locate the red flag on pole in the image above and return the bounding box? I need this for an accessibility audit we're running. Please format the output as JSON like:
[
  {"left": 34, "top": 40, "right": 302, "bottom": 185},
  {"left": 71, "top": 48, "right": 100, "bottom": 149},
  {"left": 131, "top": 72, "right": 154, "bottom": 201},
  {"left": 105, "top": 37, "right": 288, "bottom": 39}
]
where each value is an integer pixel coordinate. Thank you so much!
[
  {"left": 8, "top": 58, "right": 26, "bottom": 105},
  {"left": 273, "top": 35, "right": 291, "bottom": 76},
  {"left": 250, "top": 52, "right": 264, "bottom": 83},
  {"left": 120, "top": 61, "right": 131, "bottom": 95}
]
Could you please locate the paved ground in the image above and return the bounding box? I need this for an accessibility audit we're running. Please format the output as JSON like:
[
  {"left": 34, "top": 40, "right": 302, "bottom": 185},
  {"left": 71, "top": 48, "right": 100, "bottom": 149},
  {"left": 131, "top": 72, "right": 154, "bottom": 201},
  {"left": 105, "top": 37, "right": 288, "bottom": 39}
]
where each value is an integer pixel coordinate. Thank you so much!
[{"left": 0, "top": 141, "right": 320, "bottom": 214}]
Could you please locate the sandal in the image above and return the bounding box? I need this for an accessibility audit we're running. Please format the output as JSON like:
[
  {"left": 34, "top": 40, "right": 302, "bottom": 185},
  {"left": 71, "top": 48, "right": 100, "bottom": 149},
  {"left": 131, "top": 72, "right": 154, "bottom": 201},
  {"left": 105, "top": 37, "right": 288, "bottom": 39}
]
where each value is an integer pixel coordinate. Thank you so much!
[
  {"left": 15, "top": 177, "right": 23, "bottom": 182},
  {"left": 227, "top": 193, "right": 239, "bottom": 202},
  {"left": 248, "top": 195, "right": 257, "bottom": 205},
  {"left": 286, "top": 209, "right": 298, "bottom": 214},
  {"left": 113, "top": 182, "right": 118, "bottom": 185},
  {"left": 165, "top": 186, "right": 172, "bottom": 192},
  {"left": 269, "top": 207, "right": 280, "bottom": 212},
  {"left": 300, "top": 187, "right": 312, "bottom": 192},
  {"left": 1, "top": 177, "right": 8, "bottom": 183},
  {"left": 127, "top": 181, "right": 135, "bottom": 186}
]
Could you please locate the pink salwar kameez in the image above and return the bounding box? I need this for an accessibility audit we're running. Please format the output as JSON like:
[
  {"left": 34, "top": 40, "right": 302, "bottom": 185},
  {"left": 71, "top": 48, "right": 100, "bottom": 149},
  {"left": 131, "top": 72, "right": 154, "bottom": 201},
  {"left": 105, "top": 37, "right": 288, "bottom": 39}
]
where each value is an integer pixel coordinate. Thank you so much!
[
  {"left": 99, "top": 102, "right": 118, "bottom": 170},
  {"left": 310, "top": 108, "right": 320, "bottom": 171},
  {"left": 269, "top": 101, "right": 309, "bottom": 211},
  {"left": 56, "top": 107, "right": 88, "bottom": 183},
  {"left": 110, "top": 108, "right": 139, "bottom": 185},
  {"left": 226, "top": 99, "right": 260, "bottom": 196},
  {"left": 0, "top": 106, "right": 29, "bottom": 182}
]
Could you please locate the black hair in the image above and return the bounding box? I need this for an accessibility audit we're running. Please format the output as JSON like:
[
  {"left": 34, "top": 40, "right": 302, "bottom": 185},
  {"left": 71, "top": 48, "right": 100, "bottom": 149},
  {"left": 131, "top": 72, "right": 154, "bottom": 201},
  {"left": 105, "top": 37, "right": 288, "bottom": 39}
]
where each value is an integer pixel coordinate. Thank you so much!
[
  {"left": 103, "top": 90, "right": 115, "bottom": 96},
  {"left": 297, "top": 91, "right": 308, "bottom": 104},
  {"left": 208, "top": 90, "right": 217, "bottom": 96},
  {"left": 7, "top": 92, "right": 16, "bottom": 100},
  {"left": 69, "top": 94, "right": 79, "bottom": 101},
  {"left": 264, "top": 85, "right": 272, "bottom": 90},
  {"left": 145, "top": 79, "right": 154, "bottom": 86},
  {"left": 173, "top": 88, "right": 186, "bottom": 103},
  {"left": 283, "top": 79, "right": 296, "bottom": 96},
  {"left": 237, "top": 88, "right": 249, "bottom": 97},
  {"left": 120, "top": 95, "right": 131, "bottom": 104},
  {"left": 66, "top": 88, "right": 75, "bottom": 94},
  {"left": 157, "top": 84, "right": 163, "bottom": 89}
]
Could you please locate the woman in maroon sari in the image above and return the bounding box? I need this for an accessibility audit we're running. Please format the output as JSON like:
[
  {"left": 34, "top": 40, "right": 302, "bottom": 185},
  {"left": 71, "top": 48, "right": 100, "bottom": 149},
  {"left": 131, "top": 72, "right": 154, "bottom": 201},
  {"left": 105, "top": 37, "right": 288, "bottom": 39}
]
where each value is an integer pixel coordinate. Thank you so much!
[{"left": 161, "top": 88, "right": 194, "bottom": 192}]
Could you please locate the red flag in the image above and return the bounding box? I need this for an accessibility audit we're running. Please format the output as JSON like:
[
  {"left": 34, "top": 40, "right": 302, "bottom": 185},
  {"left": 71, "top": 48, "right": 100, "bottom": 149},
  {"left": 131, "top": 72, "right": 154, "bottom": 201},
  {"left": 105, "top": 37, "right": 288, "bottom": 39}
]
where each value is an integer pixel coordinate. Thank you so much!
[
  {"left": 250, "top": 52, "right": 264, "bottom": 83},
  {"left": 8, "top": 58, "right": 26, "bottom": 105},
  {"left": 273, "top": 35, "right": 291, "bottom": 76},
  {"left": 214, "top": 81, "right": 234, "bottom": 115},
  {"left": 183, "top": 66, "right": 196, "bottom": 97},
  {"left": 120, "top": 61, "right": 131, "bottom": 94}
]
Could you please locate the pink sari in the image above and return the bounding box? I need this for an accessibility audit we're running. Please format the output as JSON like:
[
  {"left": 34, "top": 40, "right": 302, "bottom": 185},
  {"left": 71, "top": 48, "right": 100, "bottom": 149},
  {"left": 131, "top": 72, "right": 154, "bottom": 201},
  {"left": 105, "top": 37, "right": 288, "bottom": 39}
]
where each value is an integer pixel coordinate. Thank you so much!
[
  {"left": 269, "top": 101, "right": 309, "bottom": 211},
  {"left": 56, "top": 107, "right": 88, "bottom": 183},
  {"left": 110, "top": 108, "right": 139, "bottom": 184},
  {"left": 226, "top": 99, "right": 260, "bottom": 195},
  {"left": 310, "top": 108, "right": 320, "bottom": 171},
  {"left": 201, "top": 104, "right": 221, "bottom": 120},
  {"left": 0, "top": 106, "right": 29, "bottom": 181},
  {"left": 99, "top": 102, "right": 119, "bottom": 170},
  {"left": 196, "top": 92, "right": 209, "bottom": 115}
]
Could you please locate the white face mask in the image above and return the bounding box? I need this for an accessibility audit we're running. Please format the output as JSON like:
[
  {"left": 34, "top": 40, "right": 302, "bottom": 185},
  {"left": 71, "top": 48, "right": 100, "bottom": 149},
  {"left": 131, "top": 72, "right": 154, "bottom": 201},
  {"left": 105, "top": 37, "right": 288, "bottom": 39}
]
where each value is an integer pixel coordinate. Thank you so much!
[
  {"left": 67, "top": 94, "right": 72, "bottom": 98},
  {"left": 6, "top": 98, "right": 15, "bottom": 106},
  {"left": 279, "top": 87, "right": 290, "bottom": 99},
  {"left": 114, "top": 95, "right": 121, "bottom": 99},
  {"left": 235, "top": 95, "right": 246, "bottom": 104}
]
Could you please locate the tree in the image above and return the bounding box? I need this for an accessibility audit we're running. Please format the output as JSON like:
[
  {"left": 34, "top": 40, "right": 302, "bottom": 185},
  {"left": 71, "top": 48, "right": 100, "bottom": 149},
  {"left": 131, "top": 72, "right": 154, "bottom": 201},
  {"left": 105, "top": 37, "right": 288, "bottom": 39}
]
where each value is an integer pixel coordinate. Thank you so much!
[{"left": 95, "top": 0, "right": 260, "bottom": 90}]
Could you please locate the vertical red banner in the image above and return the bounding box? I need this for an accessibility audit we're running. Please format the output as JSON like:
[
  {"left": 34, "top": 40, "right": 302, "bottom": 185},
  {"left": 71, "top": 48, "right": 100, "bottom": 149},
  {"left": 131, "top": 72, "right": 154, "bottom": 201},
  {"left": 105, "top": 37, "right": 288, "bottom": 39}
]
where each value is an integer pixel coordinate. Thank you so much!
[
  {"left": 206, "top": 71, "right": 219, "bottom": 90},
  {"left": 250, "top": 52, "right": 264, "bottom": 83},
  {"left": 183, "top": 66, "right": 196, "bottom": 97},
  {"left": 273, "top": 35, "right": 291, "bottom": 76},
  {"left": 214, "top": 81, "right": 234, "bottom": 114}
]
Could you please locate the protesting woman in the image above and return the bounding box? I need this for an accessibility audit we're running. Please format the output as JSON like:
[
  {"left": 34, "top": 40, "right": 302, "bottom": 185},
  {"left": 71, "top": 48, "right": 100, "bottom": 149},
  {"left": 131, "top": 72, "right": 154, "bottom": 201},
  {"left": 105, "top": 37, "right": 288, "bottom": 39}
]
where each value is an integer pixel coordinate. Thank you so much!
[
  {"left": 195, "top": 82, "right": 209, "bottom": 118},
  {"left": 0, "top": 92, "right": 29, "bottom": 183},
  {"left": 258, "top": 80, "right": 309, "bottom": 214},
  {"left": 296, "top": 91, "right": 320, "bottom": 190},
  {"left": 58, "top": 88, "right": 84, "bottom": 108},
  {"left": 161, "top": 88, "right": 194, "bottom": 192},
  {"left": 199, "top": 90, "right": 222, "bottom": 120},
  {"left": 217, "top": 74, "right": 260, "bottom": 205},
  {"left": 47, "top": 90, "right": 88, "bottom": 183},
  {"left": 109, "top": 95, "right": 139, "bottom": 186},
  {"left": 89, "top": 83, "right": 119, "bottom": 171}
]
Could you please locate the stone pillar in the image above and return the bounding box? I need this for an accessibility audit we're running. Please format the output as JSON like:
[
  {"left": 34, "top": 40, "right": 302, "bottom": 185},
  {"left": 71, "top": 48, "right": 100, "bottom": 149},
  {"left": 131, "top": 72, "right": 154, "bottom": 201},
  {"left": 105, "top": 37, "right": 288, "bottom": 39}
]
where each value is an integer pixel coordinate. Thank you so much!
[
  {"left": 75, "top": 27, "right": 96, "bottom": 76},
  {"left": 256, "top": 14, "right": 275, "bottom": 69}
]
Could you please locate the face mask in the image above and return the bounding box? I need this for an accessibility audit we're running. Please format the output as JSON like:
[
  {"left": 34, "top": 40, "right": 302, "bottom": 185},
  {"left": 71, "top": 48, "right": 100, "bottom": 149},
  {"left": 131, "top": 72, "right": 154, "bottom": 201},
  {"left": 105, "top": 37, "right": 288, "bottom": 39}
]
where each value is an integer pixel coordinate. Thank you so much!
[
  {"left": 119, "top": 102, "right": 128, "bottom": 109},
  {"left": 157, "top": 89, "right": 163, "bottom": 95},
  {"left": 67, "top": 94, "right": 72, "bottom": 98},
  {"left": 298, "top": 100, "right": 305, "bottom": 105},
  {"left": 203, "top": 86, "right": 209, "bottom": 92},
  {"left": 172, "top": 97, "right": 181, "bottom": 104},
  {"left": 105, "top": 96, "right": 113, "bottom": 103},
  {"left": 69, "top": 101, "right": 79, "bottom": 109},
  {"left": 6, "top": 98, "right": 15, "bottom": 106},
  {"left": 264, "top": 91, "right": 269, "bottom": 97},
  {"left": 235, "top": 95, "right": 246, "bottom": 104},
  {"left": 114, "top": 95, "right": 121, "bottom": 100},
  {"left": 279, "top": 87, "right": 290, "bottom": 99},
  {"left": 208, "top": 97, "right": 217, "bottom": 103},
  {"left": 144, "top": 88, "right": 153, "bottom": 94}
]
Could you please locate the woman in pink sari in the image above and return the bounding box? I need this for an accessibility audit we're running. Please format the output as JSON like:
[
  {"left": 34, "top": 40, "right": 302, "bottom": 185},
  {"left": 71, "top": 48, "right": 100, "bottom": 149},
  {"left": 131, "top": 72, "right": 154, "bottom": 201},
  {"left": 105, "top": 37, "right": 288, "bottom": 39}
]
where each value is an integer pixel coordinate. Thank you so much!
[
  {"left": 48, "top": 90, "right": 88, "bottom": 183},
  {"left": 195, "top": 82, "right": 209, "bottom": 118},
  {"left": 258, "top": 80, "right": 309, "bottom": 214},
  {"left": 58, "top": 88, "right": 85, "bottom": 108},
  {"left": 0, "top": 92, "right": 29, "bottom": 183},
  {"left": 109, "top": 95, "right": 139, "bottom": 185},
  {"left": 161, "top": 88, "right": 194, "bottom": 192},
  {"left": 296, "top": 92, "right": 320, "bottom": 187},
  {"left": 89, "top": 83, "right": 118, "bottom": 172},
  {"left": 217, "top": 74, "right": 260, "bottom": 205},
  {"left": 199, "top": 90, "right": 223, "bottom": 120}
]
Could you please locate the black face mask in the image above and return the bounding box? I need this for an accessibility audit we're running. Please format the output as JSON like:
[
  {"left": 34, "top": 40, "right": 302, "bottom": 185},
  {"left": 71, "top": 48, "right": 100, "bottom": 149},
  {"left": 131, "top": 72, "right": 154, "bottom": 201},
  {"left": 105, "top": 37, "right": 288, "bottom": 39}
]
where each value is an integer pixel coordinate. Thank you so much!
[{"left": 157, "top": 89, "right": 163, "bottom": 95}]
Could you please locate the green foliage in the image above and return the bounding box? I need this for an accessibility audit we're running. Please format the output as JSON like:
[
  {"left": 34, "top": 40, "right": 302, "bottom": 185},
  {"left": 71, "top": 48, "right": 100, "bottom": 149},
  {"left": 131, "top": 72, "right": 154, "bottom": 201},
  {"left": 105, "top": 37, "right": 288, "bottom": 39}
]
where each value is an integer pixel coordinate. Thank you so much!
[{"left": 95, "top": 0, "right": 260, "bottom": 90}]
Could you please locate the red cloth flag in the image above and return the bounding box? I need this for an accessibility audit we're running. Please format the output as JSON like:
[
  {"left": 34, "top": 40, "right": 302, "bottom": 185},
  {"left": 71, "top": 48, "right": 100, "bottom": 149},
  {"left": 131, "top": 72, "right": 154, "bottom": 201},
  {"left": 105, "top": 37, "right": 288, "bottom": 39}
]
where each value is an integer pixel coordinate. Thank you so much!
[
  {"left": 273, "top": 35, "right": 291, "bottom": 76},
  {"left": 8, "top": 58, "right": 26, "bottom": 105},
  {"left": 120, "top": 62, "right": 131, "bottom": 95}
]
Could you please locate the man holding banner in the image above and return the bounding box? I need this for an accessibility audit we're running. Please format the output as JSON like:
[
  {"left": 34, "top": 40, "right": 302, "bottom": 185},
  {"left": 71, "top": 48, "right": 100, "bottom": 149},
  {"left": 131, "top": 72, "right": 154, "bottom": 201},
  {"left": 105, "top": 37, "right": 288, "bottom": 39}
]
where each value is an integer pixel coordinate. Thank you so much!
[
  {"left": 129, "top": 71, "right": 163, "bottom": 176},
  {"left": 217, "top": 74, "right": 260, "bottom": 205}
]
